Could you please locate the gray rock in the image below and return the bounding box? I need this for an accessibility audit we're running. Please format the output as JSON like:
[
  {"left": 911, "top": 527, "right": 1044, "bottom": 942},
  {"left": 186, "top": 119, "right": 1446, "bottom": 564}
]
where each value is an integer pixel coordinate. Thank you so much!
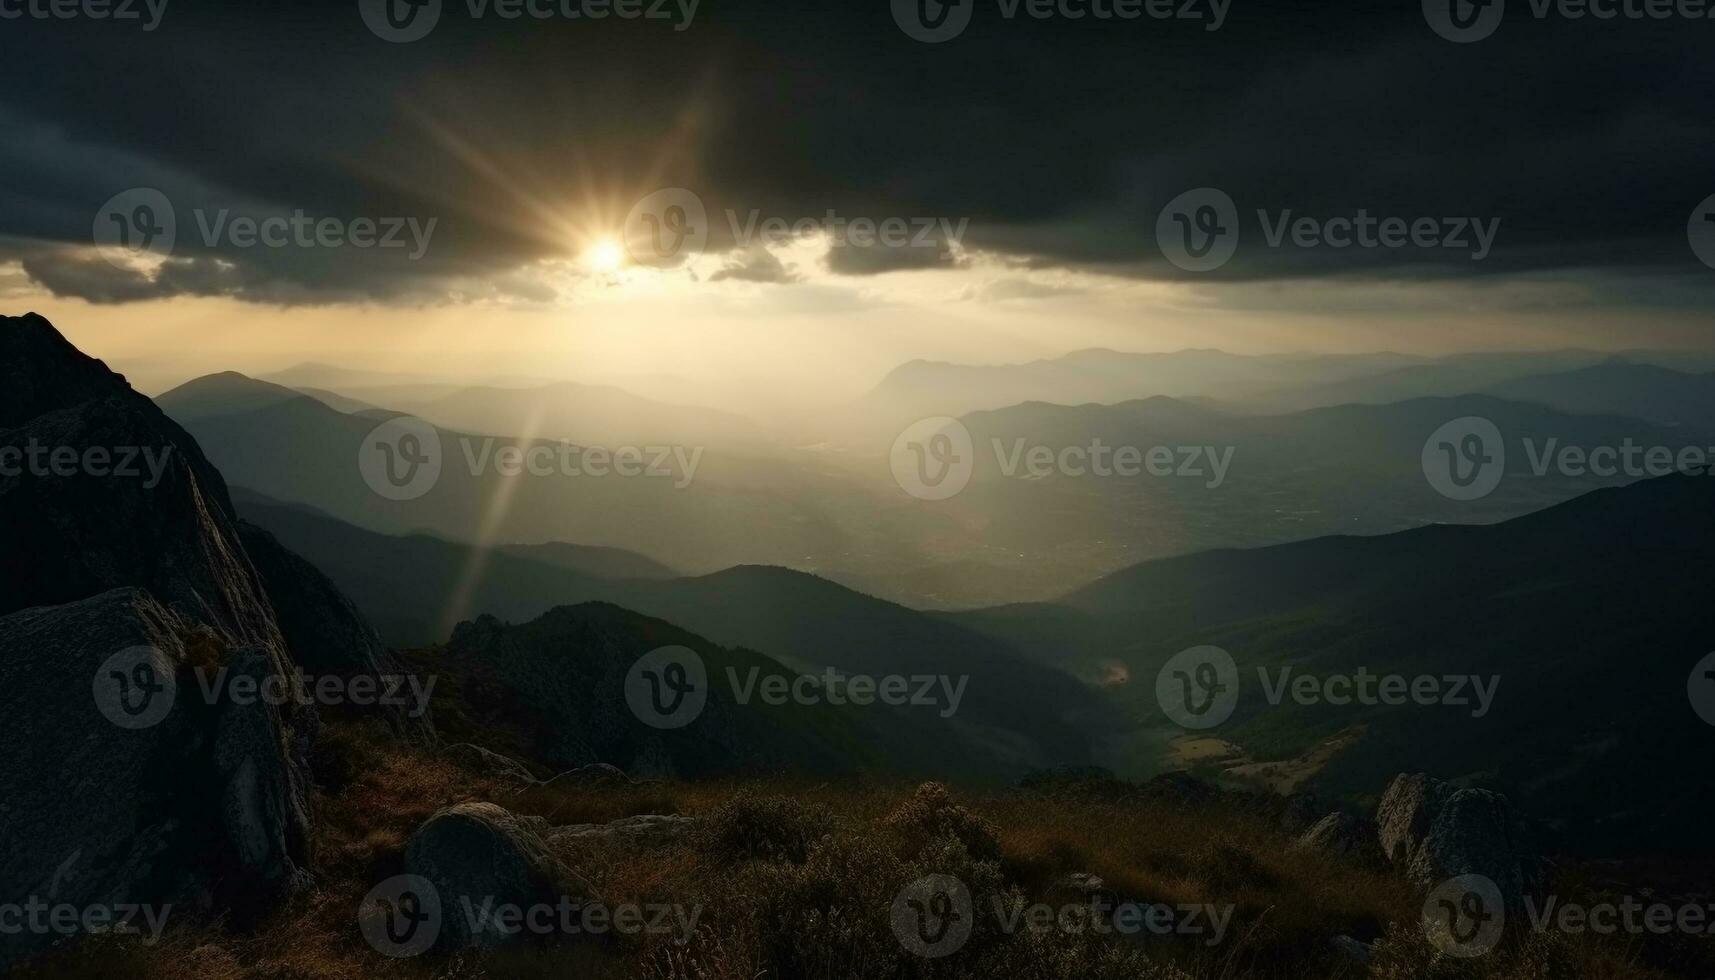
[
  {"left": 211, "top": 647, "right": 315, "bottom": 898},
  {"left": 546, "top": 814, "right": 696, "bottom": 848},
  {"left": 404, "top": 802, "right": 594, "bottom": 950},
  {"left": 1376, "top": 773, "right": 1455, "bottom": 865},
  {"left": 541, "top": 764, "right": 631, "bottom": 790},
  {"left": 1407, "top": 787, "right": 1542, "bottom": 909},
  {"left": 444, "top": 743, "right": 539, "bottom": 785},
  {"left": 1331, "top": 934, "right": 1373, "bottom": 966},
  {"left": 0, "top": 590, "right": 311, "bottom": 969},
  {"left": 1376, "top": 773, "right": 1541, "bottom": 909},
  {"left": 1296, "top": 811, "right": 1382, "bottom": 864}
]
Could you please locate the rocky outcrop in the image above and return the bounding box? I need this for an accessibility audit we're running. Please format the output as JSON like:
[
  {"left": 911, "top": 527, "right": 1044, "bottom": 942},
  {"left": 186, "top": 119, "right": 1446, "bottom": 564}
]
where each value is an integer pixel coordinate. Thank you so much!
[
  {"left": 1295, "top": 811, "right": 1382, "bottom": 864},
  {"left": 545, "top": 813, "right": 695, "bottom": 848},
  {"left": 0, "top": 314, "right": 280, "bottom": 650},
  {"left": 0, "top": 314, "right": 411, "bottom": 966},
  {"left": 444, "top": 743, "right": 539, "bottom": 785},
  {"left": 0, "top": 590, "right": 311, "bottom": 968},
  {"left": 403, "top": 803, "right": 595, "bottom": 950},
  {"left": 541, "top": 763, "right": 632, "bottom": 790},
  {"left": 1376, "top": 773, "right": 1542, "bottom": 908},
  {"left": 1376, "top": 772, "right": 1455, "bottom": 865}
]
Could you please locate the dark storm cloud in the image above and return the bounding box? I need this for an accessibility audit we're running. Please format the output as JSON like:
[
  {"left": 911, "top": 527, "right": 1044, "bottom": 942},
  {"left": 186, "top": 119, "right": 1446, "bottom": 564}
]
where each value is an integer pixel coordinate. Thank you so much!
[
  {"left": 709, "top": 245, "right": 799, "bottom": 283},
  {"left": 1, "top": 0, "right": 1712, "bottom": 305},
  {"left": 824, "top": 238, "right": 965, "bottom": 276}
]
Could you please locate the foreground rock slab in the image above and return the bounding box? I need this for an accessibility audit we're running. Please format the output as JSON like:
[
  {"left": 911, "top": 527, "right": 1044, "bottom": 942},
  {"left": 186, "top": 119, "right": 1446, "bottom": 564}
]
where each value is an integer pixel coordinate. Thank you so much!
[{"left": 403, "top": 802, "right": 595, "bottom": 950}]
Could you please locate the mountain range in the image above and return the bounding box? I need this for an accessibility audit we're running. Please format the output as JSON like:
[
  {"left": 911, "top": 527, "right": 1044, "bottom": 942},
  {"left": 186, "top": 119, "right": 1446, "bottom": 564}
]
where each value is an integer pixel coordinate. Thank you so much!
[
  {"left": 160, "top": 367, "right": 1715, "bottom": 608},
  {"left": 951, "top": 472, "right": 1715, "bottom": 851}
]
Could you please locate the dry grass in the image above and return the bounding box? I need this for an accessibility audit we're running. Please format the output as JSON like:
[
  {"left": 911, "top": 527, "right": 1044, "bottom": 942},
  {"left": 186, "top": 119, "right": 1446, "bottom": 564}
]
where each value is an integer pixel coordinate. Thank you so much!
[{"left": 16, "top": 722, "right": 1708, "bottom": 979}]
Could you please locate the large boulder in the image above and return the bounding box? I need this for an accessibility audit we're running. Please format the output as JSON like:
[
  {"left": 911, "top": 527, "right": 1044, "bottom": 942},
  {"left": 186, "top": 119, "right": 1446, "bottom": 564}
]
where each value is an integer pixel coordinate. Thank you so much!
[
  {"left": 0, "top": 589, "right": 311, "bottom": 968},
  {"left": 210, "top": 646, "right": 316, "bottom": 897},
  {"left": 1376, "top": 773, "right": 1542, "bottom": 908},
  {"left": 403, "top": 802, "right": 595, "bottom": 950}
]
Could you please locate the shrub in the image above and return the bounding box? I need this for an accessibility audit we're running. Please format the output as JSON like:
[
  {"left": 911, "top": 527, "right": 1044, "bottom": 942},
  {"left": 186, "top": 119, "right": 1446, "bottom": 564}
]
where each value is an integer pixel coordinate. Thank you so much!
[
  {"left": 885, "top": 782, "right": 1002, "bottom": 862},
  {"left": 749, "top": 833, "right": 913, "bottom": 979},
  {"left": 694, "top": 792, "right": 835, "bottom": 865}
]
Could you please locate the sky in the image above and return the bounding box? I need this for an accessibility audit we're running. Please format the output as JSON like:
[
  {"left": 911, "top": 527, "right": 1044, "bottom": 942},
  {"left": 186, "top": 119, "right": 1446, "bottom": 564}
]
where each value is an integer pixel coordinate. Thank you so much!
[{"left": 3, "top": 0, "right": 1715, "bottom": 402}]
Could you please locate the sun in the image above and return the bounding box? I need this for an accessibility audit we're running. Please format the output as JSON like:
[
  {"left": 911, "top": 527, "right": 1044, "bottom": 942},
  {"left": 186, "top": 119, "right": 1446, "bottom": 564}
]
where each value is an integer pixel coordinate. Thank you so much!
[{"left": 585, "top": 239, "right": 626, "bottom": 273}]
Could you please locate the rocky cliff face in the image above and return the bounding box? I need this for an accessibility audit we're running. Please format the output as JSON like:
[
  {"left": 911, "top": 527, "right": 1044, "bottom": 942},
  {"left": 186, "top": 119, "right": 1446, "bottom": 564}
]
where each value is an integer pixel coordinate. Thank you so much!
[
  {"left": 0, "top": 313, "right": 420, "bottom": 967},
  {"left": 0, "top": 314, "right": 280, "bottom": 648}
]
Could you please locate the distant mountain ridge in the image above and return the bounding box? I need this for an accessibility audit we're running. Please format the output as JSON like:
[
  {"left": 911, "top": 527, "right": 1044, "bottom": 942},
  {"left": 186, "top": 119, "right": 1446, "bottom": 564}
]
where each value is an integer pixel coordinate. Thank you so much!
[
  {"left": 951, "top": 473, "right": 1715, "bottom": 853},
  {"left": 1481, "top": 360, "right": 1715, "bottom": 428},
  {"left": 864, "top": 346, "right": 1715, "bottom": 422},
  {"left": 164, "top": 370, "right": 1715, "bottom": 609},
  {"left": 235, "top": 490, "right": 1105, "bottom": 778}
]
